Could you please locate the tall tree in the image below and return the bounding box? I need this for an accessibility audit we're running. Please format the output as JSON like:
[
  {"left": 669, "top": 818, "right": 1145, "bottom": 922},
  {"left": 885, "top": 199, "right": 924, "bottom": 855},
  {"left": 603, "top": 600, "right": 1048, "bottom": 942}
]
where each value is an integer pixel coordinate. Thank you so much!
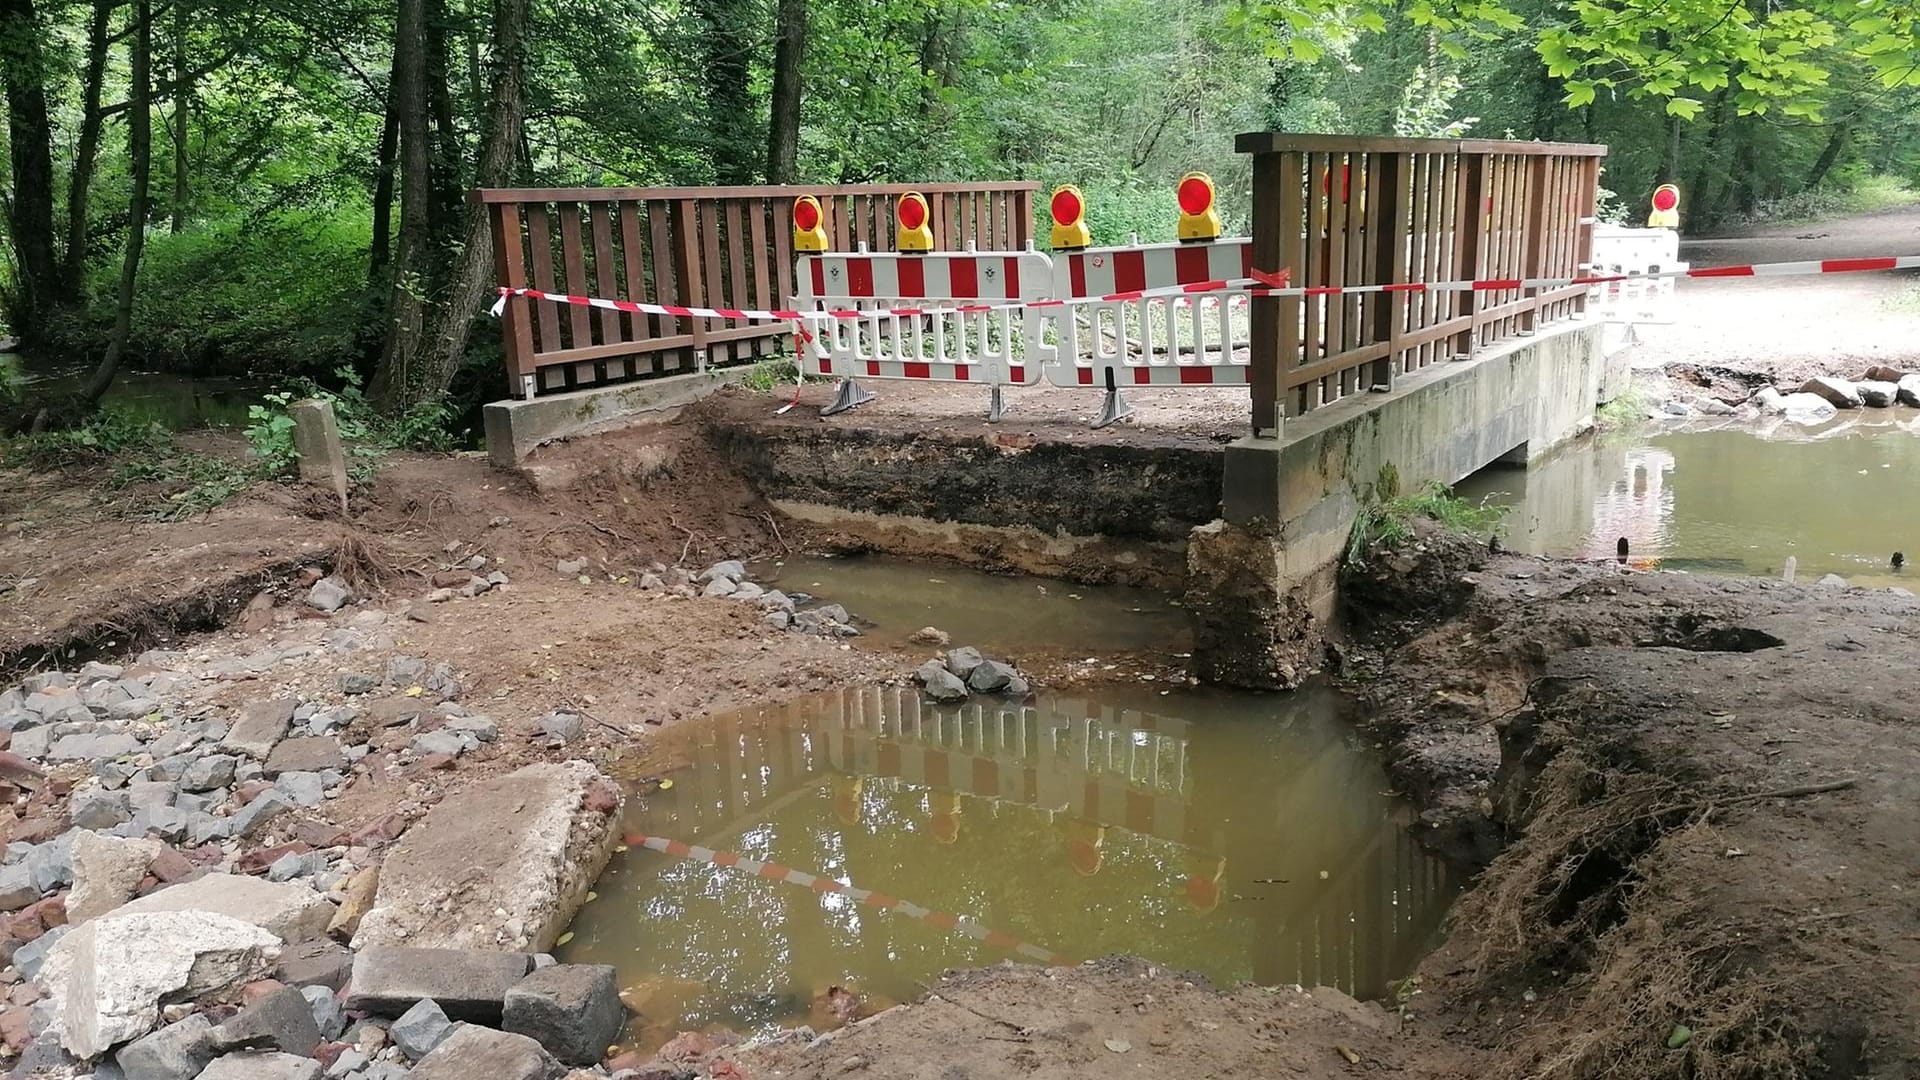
[
  {"left": 694, "top": 0, "right": 757, "bottom": 183},
  {"left": 63, "top": 0, "right": 116, "bottom": 293},
  {"left": 80, "top": 0, "right": 152, "bottom": 403},
  {"left": 766, "top": 0, "right": 805, "bottom": 183},
  {"left": 369, "top": 0, "right": 435, "bottom": 407},
  {"left": 169, "top": 0, "right": 190, "bottom": 231},
  {"left": 0, "top": 0, "right": 63, "bottom": 335}
]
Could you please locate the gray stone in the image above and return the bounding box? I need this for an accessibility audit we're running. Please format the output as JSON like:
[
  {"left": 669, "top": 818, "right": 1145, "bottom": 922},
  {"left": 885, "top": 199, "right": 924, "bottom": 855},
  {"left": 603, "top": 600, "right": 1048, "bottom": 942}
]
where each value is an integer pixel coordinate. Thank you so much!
[
  {"left": 424, "top": 663, "right": 460, "bottom": 700},
  {"left": 95, "top": 759, "right": 140, "bottom": 789},
  {"left": 227, "top": 699, "right": 296, "bottom": 759},
  {"left": 389, "top": 999, "right": 455, "bottom": 1060},
  {"left": 555, "top": 558, "right": 587, "bottom": 575},
  {"left": 346, "top": 948, "right": 535, "bottom": 1022},
  {"left": 275, "top": 937, "right": 354, "bottom": 991},
  {"left": 116, "top": 1013, "right": 219, "bottom": 1080},
  {"left": 965, "top": 660, "right": 1017, "bottom": 693},
  {"left": 336, "top": 671, "right": 379, "bottom": 695},
  {"left": 358, "top": 1065, "right": 409, "bottom": 1080},
  {"left": 301, "top": 985, "right": 347, "bottom": 1041},
  {"left": 1817, "top": 573, "right": 1850, "bottom": 588},
  {"left": 148, "top": 753, "right": 199, "bottom": 783},
  {"left": 1005, "top": 674, "right": 1031, "bottom": 696},
  {"left": 266, "top": 737, "right": 348, "bottom": 776},
  {"left": 0, "top": 861, "right": 40, "bottom": 910},
  {"left": 134, "top": 804, "right": 191, "bottom": 843},
  {"left": 1858, "top": 380, "right": 1898, "bottom": 407},
  {"left": 537, "top": 711, "right": 583, "bottom": 744},
  {"left": 148, "top": 720, "right": 226, "bottom": 760},
  {"left": 70, "top": 787, "right": 132, "bottom": 829},
  {"left": 126, "top": 780, "right": 175, "bottom": 813},
  {"left": 637, "top": 573, "right": 663, "bottom": 589},
  {"left": 48, "top": 732, "right": 143, "bottom": 762},
  {"left": 112, "top": 871, "right": 336, "bottom": 943},
  {"left": 274, "top": 772, "right": 328, "bottom": 807},
  {"left": 9, "top": 725, "right": 51, "bottom": 759},
  {"left": 211, "top": 984, "right": 323, "bottom": 1057},
  {"left": 410, "top": 730, "right": 473, "bottom": 757},
  {"left": 728, "top": 581, "right": 765, "bottom": 602},
  {"left": 108, "top": 697, "right": 161, "bottom": 721},
  {"left": 308, "top": 576, "right": 354, "bottom": 612},
  {"left": 501, "top": 963, "right": 625, "bottom": 1065},
  {"left": 268, "top": 850, "right": 329, "bottom": 882},
  {"left": 67, "top": 832, "right": 163, "bottom": 923},
  {"left": 14, "top": 923, "right": 67, "bottom": 978},
  {"left": 1799, "top": 375, "right": 1862, "bottom": 408},
  {"left": 700, "top": 560, "right": 746, "bottom": 584},
  {"left": 763, "top": 610, "right": 791, "bottom": 631},
  {"left": 188, "top": 812, "right": 233, "bottom": 846},
  {"left": 232, "top": 790, "right": 296, "bottom": 838},
  {"left": 26, "top": 830, "right": 78, "bottom": 891},
  {"left": 1780, "top": 391, "right": 1837, "bottom": 422},
  {"left": 444, "top": 715, "right": 497, "bottom": 742},
  {"left": 324, "top": 1048, "right": 366, "bottom": 1077},
  {"left": 408, "top": 1024, "right": 562, "bottom": 1080},
  {"left": 305, "top": 707, "right": 355, "bottom": 737},
  {"left": 78, "top": 660, "right": 125, "bottom": 682},
  {"left": 180, "top": 754, "right": 240, "bottom": 792},
  {"left": 915, "top": 661, "right": 968, "bottom": 703},
  {"left": 700, "top": 577, "right": 738, "bottom": 598},
  {"left": 22, "top": 671, "right": 73, "bottom": 693},
  {"left": 944, "top": 647, "right": 985, "bottom": 679},
  {"left": 384, "top": 657, "right": 428, "bottom": 687},
  {"left": 1898, "top": 372, "right": 1920, "bottom": 408},
  {"left": 195, "top": 1051, "right": 324, "bottom": 1080}
]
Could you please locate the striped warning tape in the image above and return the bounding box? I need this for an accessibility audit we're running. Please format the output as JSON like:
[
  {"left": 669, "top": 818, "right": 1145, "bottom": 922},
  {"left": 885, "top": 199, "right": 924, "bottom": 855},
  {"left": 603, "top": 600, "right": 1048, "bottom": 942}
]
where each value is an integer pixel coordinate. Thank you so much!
[
  {"left": 493, "top": 254, "right": 1920, "bottom": 328},
  {"left": 624, "top": 832, "right": 1074, "bottom": 966}
]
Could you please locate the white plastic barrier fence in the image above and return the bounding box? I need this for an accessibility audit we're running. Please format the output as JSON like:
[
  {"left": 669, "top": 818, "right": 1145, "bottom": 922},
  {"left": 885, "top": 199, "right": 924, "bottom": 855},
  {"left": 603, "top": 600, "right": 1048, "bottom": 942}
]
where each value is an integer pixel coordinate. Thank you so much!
[
  {"left": 793, "top": 249, "right": 1055, "bottom": 417},
  {"left": 1586, "top": 224, "right": 1686, "bottom": 326},
  {"left": 1043, "top": 240, "right": 1253, "bottom": 426}
]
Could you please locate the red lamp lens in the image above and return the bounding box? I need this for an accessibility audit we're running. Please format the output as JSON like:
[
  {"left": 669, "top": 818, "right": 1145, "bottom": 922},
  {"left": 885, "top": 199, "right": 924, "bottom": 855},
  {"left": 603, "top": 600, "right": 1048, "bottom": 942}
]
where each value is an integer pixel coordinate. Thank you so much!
[
  {"left": 793, "top": 199, "right": 820, "bottom": 230},
  {"left": 1652, "top": 187, "right": 1679, "bottom": 211},
  {"left": 898, "top": 195, "right": 927, "bottom": 229},
  {"left": 1177, "top": 176, "right": 1212, "bottom": 216},
  {"left": 1051, "top": 188, "right": 1082, "bottom": 225}
]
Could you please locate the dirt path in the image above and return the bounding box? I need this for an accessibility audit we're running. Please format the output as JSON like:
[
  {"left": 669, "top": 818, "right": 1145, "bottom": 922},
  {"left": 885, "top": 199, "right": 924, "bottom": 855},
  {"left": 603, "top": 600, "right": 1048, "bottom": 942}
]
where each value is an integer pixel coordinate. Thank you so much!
[{"left": 1624, "top": 204, "right": 1920, "bottom": 385}]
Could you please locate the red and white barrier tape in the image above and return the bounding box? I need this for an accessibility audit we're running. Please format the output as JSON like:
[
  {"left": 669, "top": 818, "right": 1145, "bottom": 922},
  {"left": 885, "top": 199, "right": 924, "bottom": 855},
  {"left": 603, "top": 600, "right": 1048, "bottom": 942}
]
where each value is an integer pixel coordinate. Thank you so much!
[
  {"left": 491, "top": 254, "right": 1920, "bottom": 327},
  {"left": 625, "top": 832, "right": 1073, "bottom": 966}
]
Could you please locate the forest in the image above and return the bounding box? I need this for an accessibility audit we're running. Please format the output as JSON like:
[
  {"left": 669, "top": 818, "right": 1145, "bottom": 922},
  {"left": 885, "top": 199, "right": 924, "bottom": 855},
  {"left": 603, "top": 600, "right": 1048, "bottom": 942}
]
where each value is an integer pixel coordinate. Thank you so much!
[{"left": 0, "top": 0, "right": 1917, "bottom": 431}]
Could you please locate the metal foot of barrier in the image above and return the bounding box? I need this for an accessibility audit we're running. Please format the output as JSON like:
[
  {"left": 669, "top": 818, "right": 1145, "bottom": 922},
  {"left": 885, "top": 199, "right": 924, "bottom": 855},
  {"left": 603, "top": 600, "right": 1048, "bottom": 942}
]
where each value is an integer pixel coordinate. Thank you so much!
[
  {"left": 987, "top": 385, "right": 1008, "bottom": 423},
  {"left": 821, "top": 378, "right": 876, "bottom": 417},
  {"left": 1091, "top": 386, "right": 1134, "bottom": 429}
]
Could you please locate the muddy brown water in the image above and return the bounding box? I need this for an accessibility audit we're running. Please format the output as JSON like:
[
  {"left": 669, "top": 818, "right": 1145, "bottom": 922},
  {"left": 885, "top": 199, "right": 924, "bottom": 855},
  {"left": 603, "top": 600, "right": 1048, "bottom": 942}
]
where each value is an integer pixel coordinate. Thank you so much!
[
  {"left": 1456, "top": 414, "right": 1920, "bottom": 588},
  {"left": 560, "top": 682, "right": 1455, "bottom": 1052}
]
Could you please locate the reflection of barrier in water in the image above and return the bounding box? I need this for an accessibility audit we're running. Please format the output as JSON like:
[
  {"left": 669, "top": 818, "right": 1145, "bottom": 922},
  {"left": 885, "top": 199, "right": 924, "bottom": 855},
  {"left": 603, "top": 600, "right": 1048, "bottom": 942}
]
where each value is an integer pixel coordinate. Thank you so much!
[
  {"left": 1583, "top": 446, "right": 1677, "bottom": 562},
  {"left": 622, "top": 685, "right": 1456, "bottom": 998}
]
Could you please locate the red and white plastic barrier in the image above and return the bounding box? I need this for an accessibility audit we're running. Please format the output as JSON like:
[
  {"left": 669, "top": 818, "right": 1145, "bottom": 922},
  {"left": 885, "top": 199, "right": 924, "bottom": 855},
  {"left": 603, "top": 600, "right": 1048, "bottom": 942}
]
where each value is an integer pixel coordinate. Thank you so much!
[{"left": 1585, "top": 224, "right": 1686, "bottom": 327}]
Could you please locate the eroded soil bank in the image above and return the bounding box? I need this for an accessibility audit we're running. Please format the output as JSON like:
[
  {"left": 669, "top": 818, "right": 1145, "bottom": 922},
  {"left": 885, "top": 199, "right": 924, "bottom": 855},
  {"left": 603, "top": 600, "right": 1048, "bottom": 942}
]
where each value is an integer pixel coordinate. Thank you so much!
[{"left": 1, "top": 411, "right": 1915, "bottom": 1080}]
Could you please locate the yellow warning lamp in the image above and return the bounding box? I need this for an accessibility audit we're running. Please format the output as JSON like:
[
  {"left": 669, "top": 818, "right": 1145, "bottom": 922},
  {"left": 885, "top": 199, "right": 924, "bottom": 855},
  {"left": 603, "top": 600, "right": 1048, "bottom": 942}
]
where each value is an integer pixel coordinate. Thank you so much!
[
  {"left": 792, "top": 195, "right": 829, "bottom": 253},
  {"left": 1175, "top": 172, "right": 1222, "bottom": 242},
  {"left": 1049, "top": 185, "right": 1091, "bottom": 251},
  {"left": 1648, "top": 184, "right": 1680, "bottom": 229},
  {"left": 895, "top": 191, "right": 934, "bottom": 253}
]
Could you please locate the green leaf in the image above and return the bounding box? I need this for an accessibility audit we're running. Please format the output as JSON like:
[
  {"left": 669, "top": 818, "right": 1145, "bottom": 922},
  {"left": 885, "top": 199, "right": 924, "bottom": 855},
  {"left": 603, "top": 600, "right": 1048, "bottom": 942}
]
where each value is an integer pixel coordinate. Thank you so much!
[
  {"left": 1565, "top": 81, "right": 1597, "bottom": 107},
  {"left": 1439, "top": 38, "right": 1468, "bottom": 60},
  {"left": 1667, "top": 1024, "right": 1693, "bottom": 1050},
  {"left": 1664, "top": 96, "right": 1703, "bottom": 119}
]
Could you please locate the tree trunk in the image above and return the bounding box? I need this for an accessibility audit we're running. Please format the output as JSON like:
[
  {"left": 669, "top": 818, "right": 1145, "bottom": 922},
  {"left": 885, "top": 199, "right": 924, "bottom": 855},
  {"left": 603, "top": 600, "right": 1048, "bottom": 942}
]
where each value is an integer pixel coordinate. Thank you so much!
[
  {"left": 369, "top": 0, "right": 435, "bottom": 410},
  {"left": 424, "top": 0, "right": 463, "bottom": 234},
  {"left": 368, "top": 75, "right": 401, "bottom": 289},
  {"left": 765, "top": 0, "right": 805, "bottom": 183},
  {"left": 63, "top": 0, "right": 116, "bottom": 295},
  {"left": 414, "top": 0, "right": 527, "bottom": 405},
  {"left": 169, "top": 0, "right": 190, "bottom": 231},
  {"left": 81, "top": 0, "right": 151, "bottom": 404},
  {"left": 1654, "top": 107, "right": 1682, "bottom": 186},
  {"left": 0, "top": 0, "right": 63, "bottom": 334},
  {"left": 1688, "top": 86, "right": 1733, "bottom": 223},
  {"left": 695, "top": 0, "right": 756, "bottom": 183},
  {"left": 1803, "top": 123, "right": 1851, "bottom": 190}
]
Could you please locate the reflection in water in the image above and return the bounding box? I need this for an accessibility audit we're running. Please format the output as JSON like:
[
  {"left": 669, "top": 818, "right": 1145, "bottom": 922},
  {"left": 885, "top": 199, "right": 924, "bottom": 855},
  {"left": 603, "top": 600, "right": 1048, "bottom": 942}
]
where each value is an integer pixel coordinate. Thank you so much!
[
  {"left": 1, "top": 353, "right": 269, "bottom": 429},
  {"left": 561, "top": 685, "right": 1455, "bottom": 1051},
  {"left": 1457, "top": 416, "right": 1920, "bottom": 587}
]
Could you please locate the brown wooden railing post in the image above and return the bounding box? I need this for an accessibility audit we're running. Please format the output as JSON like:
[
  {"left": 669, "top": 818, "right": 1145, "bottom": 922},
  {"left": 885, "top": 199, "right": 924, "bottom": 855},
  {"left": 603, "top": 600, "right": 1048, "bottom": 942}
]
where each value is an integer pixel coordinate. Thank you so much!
[
  {"left": 1453, "top": 152, "right": 1487, "bottom": 358},
  {"left": 1249, "top": 151, "right": 1283, "bottom": 437},
  {"left": 486, "top": 196, "right": 535, "bottom": 395},
  {"left": 1369, "top": 151, "right": 1408, "bottom": 389},
  {"left": 1574, "top": 155, "right": 1600, "bottom": 317},
  {"left": 1521, "top": 155, "right": 1551, "bottom": 333}
]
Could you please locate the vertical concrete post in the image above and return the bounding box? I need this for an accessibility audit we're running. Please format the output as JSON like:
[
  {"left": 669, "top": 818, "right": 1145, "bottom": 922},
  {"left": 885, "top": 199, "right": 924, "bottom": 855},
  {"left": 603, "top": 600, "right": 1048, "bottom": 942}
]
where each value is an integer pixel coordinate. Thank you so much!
[{"left": 290, "top": 398, "right": 350, "bottom": 512}]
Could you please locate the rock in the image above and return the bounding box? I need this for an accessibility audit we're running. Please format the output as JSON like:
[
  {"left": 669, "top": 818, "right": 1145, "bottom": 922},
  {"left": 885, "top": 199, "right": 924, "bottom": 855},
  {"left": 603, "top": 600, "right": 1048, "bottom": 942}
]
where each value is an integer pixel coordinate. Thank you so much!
[
  {"left": 267, "top": 850, "right": 328, "bottom": 882},
  {"left": 267, "top": 739, "right": 348, "bottom": 776},
  {"left": 48, "top": 733, "right": 143, "bottom": 762},
  {"left": 907, "top": 626, "right": 950, "bottom": 646},
  {"left": 26, "top": 830, "right": 78, "bottom": 892},
  {"left": 763, "top": 611, "right": 791, "bottom": 631},
  {"left": 307, "top": 577, "right": 354, "bottom": 612},
  {"left": 411, "top": 731, "right": 474, "bottom": 758},
  {"left": 1695, "top": 399, "right": 1735, "bottom": 416},
  {"left": 38, "top": 911, "right": 280, "bottom": 1058},
  {"left": 409, "top": 1023, "right": 562, "bottom": 1080},
  {"left": 275, "top": 938, "right": 354, "bottom": 991},
  {"left": 502, "top": 964, "right": 625, "bottom": 1065},
  {"left": 211, "top": 984, "right": 323, "bottom": 1057},
  {"left": 700, "top": 578, "right": 738, "bottom": 598},
  {"left": 914, "top": 662, "right": 968, "bottom": 704},
  {"left": 227, "top": 700, "right": 297, "bottom": 760},
  {"left": 9, "top": 726, "right": 51, "bottom": 759},
  {"left": 1005, "top": 674, "right": 1031, "bottom": 696},
  {"left": 637, "top": 573, "right": 663, "bottom": 590},
  {"left": 67, "top": 832, "right": 163, "bottom": 923},
  {"left": 116, "top": 1013, "right": 220, "bottom": 1080},
  {"left": 232, "top": 790, "right": 297, "bottom": 838},
  {"left": 757, "top": 589, "right": 795, "bottom": 613},
  {"left": 335, "top": 672, "right": 379, "bottom": 695},
  {"left": 699, "top": 560, "right": 746, "bottom": 584},
  {"left": 1779, "top": 392, "right": 1837, "bottom": 423},
  {"left": 1857, "top": 380, "right": 1897, "bottom": 407},
  {"left": 325, "top": 867, "right": 378, "bottom": 939},
  {"left": 384, "top": 657, "right": 428, "bottom": 687},
  {"left": 324, "top": 1047, "right": 367, "bottom": 1076},
  {"left": 728, "top": 581, "right": 765, "bottom": 602},
  {"left": 944, "top": 647, "right": 985, "bottom": 679},
  {"left": 179, "top": 755, "right": 239, "bottom": 792},
  {"left": 445, "top": 715, "right": 498, "bottom": 742},
  {"left": 350, "top": 763, "right": 620, "bottom": 953},
  {"left": 195, "top": 1051, "right": 323, "bottom": 1080},
  {"left": 273, "top": 772, "right": 329, "bottom": 808},
  {"left": 13, "top": 923, "right": 67, "bottom": 978},
  {"left": 1899, "top": 373, "right": 1920, "bottom": 407},
  {"left": 537, "top": 712, "right": 584, "bottom": 744},
  {"left": 1798, "top": 376, "right": 1861, "bottom": 408},
  {"left": 1862, "top": 364, "right": 1907, "bottom": 382},
  {"left": 1658, "top": 400, "right": 1690, "bottom": 417},
  {"left": 70, "top": 787, "right": 132, "bottom": 830},
  {"left": 389, "top": 998, "right": 454, "bottom": 1059},
  {"left": 301, "top": 985, "right": 346, "bottom": 1041},
  {"left": 346, "top": 949, "right": 533, "bottom": 1022},
  {"left": 1817, "top": 573, "right": 1850, "bottom": 588},
  {"left": 111, "top": 872, "right": 335, "bottom": 943},
  {"left": 965, "top": 660, "right": 1018, "bottom": 693},
  {"left": 555, "top": 558, "right": 587, "bottom": 576},
  {"left": 0, "top": 863, "right": 40, "bottom": 911}
]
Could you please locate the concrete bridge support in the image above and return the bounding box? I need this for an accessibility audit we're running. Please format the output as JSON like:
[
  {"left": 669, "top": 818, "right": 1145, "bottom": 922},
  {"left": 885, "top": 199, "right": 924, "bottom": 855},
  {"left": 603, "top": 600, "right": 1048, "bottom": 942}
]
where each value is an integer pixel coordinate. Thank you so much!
[{"left": 1186, "top": 321, "right": 1624, "bottom": 689}]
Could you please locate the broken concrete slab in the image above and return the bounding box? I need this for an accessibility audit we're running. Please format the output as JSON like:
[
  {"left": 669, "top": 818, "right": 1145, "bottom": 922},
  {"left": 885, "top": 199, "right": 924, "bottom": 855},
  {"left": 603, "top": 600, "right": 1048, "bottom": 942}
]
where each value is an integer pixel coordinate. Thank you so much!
[
  {"left": 38, "top": 910, "right": 280, "bottom": 1058},
  {"left": 344, "top": 947, "right": 533, "bottom": 1022},
  {"left": 264, "top": 738, "right": 348, "bottom": 777},
  {"left": 67, "top": 831, "right": 164, "bottom": 923},
  {"left": 275, "top": 937, "right": 353, "bottom": 991},
  {"left": 210, "top": 984, "right": 323, "bottom": 1057},
  {"left": 407, "top": 1023, "right": 563, "bottom": 1080},
  {"left": 196, "top": 1050, "right": 323, "bottom": 1080},
  {"left": 225, "top": 699, "right": 297, "bottom": 760},
  {"left": 112, "top": 872, "right": 335, "bottom": 943},
  {"left": 351, "top": 762, "right": 621, "bottom": 953}
]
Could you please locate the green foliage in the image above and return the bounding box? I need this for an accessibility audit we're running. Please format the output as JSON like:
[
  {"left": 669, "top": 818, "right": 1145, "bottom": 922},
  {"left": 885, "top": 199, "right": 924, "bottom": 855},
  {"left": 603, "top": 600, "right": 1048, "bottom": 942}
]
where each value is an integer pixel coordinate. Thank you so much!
[
  {"left": 741, "top": 357, "right": 800, "bottom": 392},
  {"left": 3, "top": 409, "right": 171, "bottom": 470},
  {"left": 241, "top": 365, "right": 456, "bottom": 482},
  {"left": 243, "top": 392, "right": 301, "bottom": 475},
  {"left": 1346, "top": 480, "right": 1507, "bottom": 566},
  {"left": 1596, "top": 378, "right": 1653, "bottom": 430},
  {"left": 111, "top": 450, "right": 258, "bottom": 521},
  {"left": 3, "top": 406, "right": 259, "bottom": 519},
  {"left": 1738, "top": 173, "right": 1919, "bottom": 226}
]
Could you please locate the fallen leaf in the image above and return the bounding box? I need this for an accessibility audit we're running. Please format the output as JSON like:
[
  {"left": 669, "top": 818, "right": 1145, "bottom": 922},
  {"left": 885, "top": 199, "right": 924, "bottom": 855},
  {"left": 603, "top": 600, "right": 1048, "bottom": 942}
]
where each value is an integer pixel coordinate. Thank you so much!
[
  {"left": 1103, "top": 1039, "right": 1131, "bottom": 1054},
  {"left": 1334, "top": 1044, "right": 1361, "bottom": 1064},
  {"left": 556, "top": 931, "right": 575, "bottom": 946},
  {"left": 1668, "top": 1024, "right": 1693, "bottom": 1049}
]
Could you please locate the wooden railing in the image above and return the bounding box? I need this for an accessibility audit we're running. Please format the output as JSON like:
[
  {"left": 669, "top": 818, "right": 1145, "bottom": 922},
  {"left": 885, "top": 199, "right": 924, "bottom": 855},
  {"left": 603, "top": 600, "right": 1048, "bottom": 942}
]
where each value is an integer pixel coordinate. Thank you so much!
[
  {"left": 480, "top": 182, "right": 1038, "bottom": 397},
  {"left": 1237, "top": 134, "right": 1606, "bottom": 435}
]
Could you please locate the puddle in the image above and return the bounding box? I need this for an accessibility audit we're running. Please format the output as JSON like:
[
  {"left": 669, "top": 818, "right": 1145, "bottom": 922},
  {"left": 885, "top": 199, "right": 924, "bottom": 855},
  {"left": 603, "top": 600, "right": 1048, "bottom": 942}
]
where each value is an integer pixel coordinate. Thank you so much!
[
  {"left": 1, "top": 353, "right": 270, "bottom": 430},
  {"left": 752, "top": 554, "right": 1188, "bottom": 655},
  {"left": 1456, "top": 414, "right": 1920, "bottom": 588},
  {"left": 560, "top": 684, "right": 1455, "bottom": 1052}
]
